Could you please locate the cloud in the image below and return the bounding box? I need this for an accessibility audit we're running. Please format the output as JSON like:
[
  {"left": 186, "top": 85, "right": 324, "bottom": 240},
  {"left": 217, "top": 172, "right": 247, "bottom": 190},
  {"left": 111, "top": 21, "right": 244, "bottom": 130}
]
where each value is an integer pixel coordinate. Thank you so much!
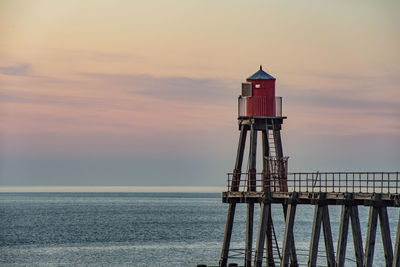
[
  {"left": 285, "top": 89, "right": 399, "bottom": 111},
  {"left": 0, "top": 63, "right": 32, "bottom": 76},
  {"left": 49, "top": 48, "right": 137, "bottom": 60},
  {"left": 0, "top": 89, "right": 104, "bottom": 108},
  {"left": 307, "top": 72, "right": 400, "bottom": 82},
  {"left": 0, "top": 71, "right": 235, "bottom": 111},
  {"left": 82, "top": 73, "right": 234, "bottom": 104}
]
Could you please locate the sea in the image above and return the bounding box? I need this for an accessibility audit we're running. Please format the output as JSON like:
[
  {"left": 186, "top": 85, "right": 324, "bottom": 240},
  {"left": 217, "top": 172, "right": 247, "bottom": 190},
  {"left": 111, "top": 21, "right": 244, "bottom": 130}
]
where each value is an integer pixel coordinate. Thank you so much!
[{"left": 0, "top": 192, "right": 398, "bottom": 267}]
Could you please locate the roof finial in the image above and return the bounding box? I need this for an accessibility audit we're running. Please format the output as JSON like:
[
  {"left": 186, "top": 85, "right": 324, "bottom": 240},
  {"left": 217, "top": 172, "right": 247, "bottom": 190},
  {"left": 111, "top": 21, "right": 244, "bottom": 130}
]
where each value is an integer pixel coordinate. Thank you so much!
[{"left": 260, "top": 65, "right": 262, "bottom": 70}]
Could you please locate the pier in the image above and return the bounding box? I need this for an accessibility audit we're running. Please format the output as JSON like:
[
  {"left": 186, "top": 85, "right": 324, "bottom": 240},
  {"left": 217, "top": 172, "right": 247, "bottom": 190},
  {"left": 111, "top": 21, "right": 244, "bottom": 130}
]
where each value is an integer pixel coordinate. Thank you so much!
[
  {"left": 221, "top": 171, "right": 400, "bottom": 267},
  {"left": 216, "top": 67, "right": 399, "bottom": 267}
]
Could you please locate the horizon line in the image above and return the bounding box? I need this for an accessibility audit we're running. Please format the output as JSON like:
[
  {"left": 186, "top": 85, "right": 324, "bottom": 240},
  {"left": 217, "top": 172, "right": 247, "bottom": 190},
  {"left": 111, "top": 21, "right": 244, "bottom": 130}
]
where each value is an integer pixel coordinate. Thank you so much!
[{"left": 0, "top": 186, "right": 226, "bottom": 193}]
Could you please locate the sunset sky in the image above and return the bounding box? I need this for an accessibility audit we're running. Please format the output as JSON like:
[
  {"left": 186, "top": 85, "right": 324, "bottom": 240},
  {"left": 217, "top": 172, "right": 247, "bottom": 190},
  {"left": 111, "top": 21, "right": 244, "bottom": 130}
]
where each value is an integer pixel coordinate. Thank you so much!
[{"left": 1, "top": 0, "right": 399, "bottom": 187}]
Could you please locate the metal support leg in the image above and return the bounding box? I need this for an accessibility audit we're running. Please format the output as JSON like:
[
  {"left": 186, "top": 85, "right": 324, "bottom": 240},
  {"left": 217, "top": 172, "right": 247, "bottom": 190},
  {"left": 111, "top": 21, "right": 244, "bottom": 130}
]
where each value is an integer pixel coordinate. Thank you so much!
[
  {"left": 322, "top": 206, "right": 335, "bottom": 267},
  {"left": 220, "top": 203, "right": 236, "bottom": 267},
  {"left": 232, "top": 125, "right": 248, "bottom": 192},
  {"left": 281, "top": 203, "right": 297, "bottom": 267},
  {"left": 349, "top": 206, "right": 364, "bottom": 267},
  {"left": 220, "top": 124, "right": 247, "bottom": 266},
  {"left": 248, "top": 124, "right": 257, "bottom": 192},
  {"left": 378, "top": 207, "right": 393, "bottom": 267},
  {"left": 262, "top": 128, "right": 274, "bottom": 266},
  {"left": 308, "top": 204, "right": 323, "bottom": 267},
  {"left": 254, "top": 202, "right": 271, "bottom": 267},
  {"left": 246, "top": 203, "right": 255, "bottom": 267},
  {"left": 272, "top": 122, "right": 287, "bottom": 192},
  {"left": 392, "top": 210, "right": 400, "bottom": 267},
  {"left": 363, "top": 205, "right": 379, "bottom": 267},
  {"left": 336, "top": 205, "right": 350, "bottom": 267},
  {"left": 266, "top": 211, "right": 276, "bottom": 267}
]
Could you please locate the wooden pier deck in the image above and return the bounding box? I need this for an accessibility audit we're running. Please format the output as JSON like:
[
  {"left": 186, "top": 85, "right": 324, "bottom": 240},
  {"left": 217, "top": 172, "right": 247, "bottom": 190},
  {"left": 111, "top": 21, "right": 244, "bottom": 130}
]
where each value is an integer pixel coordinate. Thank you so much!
[
  {"left": 218, "top": 172, "right": 400, "bottom": 267},
  {"left": 223, "top": 191, "right": 400, "bottom": 207}
]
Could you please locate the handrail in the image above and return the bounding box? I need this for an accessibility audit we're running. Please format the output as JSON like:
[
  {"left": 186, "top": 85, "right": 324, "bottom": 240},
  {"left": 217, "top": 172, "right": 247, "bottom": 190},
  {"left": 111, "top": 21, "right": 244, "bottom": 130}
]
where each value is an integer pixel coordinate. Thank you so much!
[
  {"left": 226, "top": 172, "right": 400, "bottom": 194},
  {"left": 238, "top": 96, "right": 283, "bottom": 117}
]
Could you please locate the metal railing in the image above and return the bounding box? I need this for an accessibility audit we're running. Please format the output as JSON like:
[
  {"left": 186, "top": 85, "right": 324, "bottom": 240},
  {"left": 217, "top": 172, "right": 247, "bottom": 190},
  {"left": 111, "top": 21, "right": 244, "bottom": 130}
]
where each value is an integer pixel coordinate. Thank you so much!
[
  {"left": 238, "top": 96, "right": 282, "bottom": 117},
  {"left": 227, "top": 172, "right": 400, "bottom": 194}
]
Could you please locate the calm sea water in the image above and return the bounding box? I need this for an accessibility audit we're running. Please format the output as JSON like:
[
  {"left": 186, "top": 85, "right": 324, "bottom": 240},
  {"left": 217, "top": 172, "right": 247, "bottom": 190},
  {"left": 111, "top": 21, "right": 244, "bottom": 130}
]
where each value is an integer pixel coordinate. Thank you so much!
[{"left": 0, "top": 192, "right": 398, "bottom": 266}]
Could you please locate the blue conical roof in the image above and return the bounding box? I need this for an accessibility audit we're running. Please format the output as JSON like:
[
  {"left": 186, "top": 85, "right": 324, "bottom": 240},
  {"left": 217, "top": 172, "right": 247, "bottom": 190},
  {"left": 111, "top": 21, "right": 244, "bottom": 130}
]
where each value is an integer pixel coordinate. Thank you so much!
[{"left": 247, "top": 65, "right": 276, "bottom": 80}]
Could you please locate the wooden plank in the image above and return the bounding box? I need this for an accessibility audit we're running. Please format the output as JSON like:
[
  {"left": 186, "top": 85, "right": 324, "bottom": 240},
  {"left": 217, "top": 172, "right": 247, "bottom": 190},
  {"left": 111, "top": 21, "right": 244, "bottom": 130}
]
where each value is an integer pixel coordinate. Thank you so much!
[
  {"left": 254, "top": 202, "right": 271, "bottom": 267},
  {"left": 219, "top": 203, "right": 236, "bottom": 267},
  {"left": 308, "top": 204, "right": 323, "bottom": 267},
  {"left": 322, "top": 206, "right": 335, "bottom": 267},
  {"left": 363, "top": 206, "right": 379, "bottom": 267},
  {"left": 378, "top": 207, "right": 393, "bottom": 266},
  {"left": 349, "top": 206, "right": 364, "bottom": 267},
  {"left": 280, "top": 203, "right": 296, "bottom": 267},
  {"left": 245, "top": 203, "right": 255, "bottom": 267},
  {"left": 223, "top": 191, "right": 400, "bottom": 207},
  {"left": 392, "top": 210, "right": 400, "bottom": 267},
  {"left": 336, "top": 205, "right": 350, "bottom": 267}
]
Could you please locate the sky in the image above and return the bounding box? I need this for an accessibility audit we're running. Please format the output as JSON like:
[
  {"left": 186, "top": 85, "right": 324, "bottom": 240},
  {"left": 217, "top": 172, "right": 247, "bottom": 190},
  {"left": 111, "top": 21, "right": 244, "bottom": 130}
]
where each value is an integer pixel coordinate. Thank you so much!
[{"left": 0, "top": 0, "right": 399, "bottom": 187}]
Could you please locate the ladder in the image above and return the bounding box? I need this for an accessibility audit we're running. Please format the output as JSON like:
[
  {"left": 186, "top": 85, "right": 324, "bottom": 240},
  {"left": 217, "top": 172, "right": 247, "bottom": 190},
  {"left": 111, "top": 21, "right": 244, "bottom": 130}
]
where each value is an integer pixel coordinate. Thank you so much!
[
  {"left": 266, "top": 128, "right": 282, "bottom": 264},
  {"left": 267, "top": 129, "right": 276, "bottom": 157}
]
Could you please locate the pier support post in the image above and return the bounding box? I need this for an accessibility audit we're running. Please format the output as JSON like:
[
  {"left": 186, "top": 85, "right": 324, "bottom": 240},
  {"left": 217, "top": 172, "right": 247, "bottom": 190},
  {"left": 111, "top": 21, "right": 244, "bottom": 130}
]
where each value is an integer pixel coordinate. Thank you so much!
[
  {"left": 308, "top": 195, "right": 334, "bottom": 267},
  {"left": 246, "top": 203, "right": 255, "bottom": 267},
  {"left": 261, "top": 129, "right": 270, "bottom": 192},
  {"left": 220, "top": 203, "right": 236, "bottom": 267},
  {"left": 336, "top": 205, "right": 350, "bottom": 267},
  {"left": 378, "top": 207, "right": 393, "bottom": 267},
  {"left": 272, "top": 121, "right": 287, "bottom": 192},
  {"left": 254, "top": 202, "right": 271, "bottom": 267},
  {"left": 231, "top": 125, "right": 248, "bottom": 192},
  {"left": 308, "top": 203, "right": 323, "bottom": 267},
  {"left": 322, "top": 206, "right": 335, "bottom": 267},
  {"left": 281, "top": 204, "right": 298, "bottom": 267},
  {"left": 262, "top": 130, "right": 275, "bottom": 266},
  {"left": 281, "top": 196, "right": 297, "bottom": 267},
  {"left": 349, "top": 206, "right": 364, "bottom": 267},
  {"left": 245, "top": 124, "right": 257, "bottom": 267},
  {"left": 220, "top": 124, "right": 247, "bottom": 267},
  {"left": 266, "top": 212, "right": 276, "bottom": 267},
  {"left": 393, "top": 210, "right": 400, "bottom": 267},
  {"left": 363, "top": 203, "right": 379, "bottom": 267}
]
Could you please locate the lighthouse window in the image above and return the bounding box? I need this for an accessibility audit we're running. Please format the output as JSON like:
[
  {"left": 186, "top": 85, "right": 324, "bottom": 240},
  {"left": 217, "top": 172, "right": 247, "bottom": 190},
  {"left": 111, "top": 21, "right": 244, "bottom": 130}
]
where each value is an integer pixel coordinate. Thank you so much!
[
  {"left": 241, "top": 83, "right": 252, "bottom": 96},
  {"left": 255, "top": 84, "right": 260, "bottom": 88}
]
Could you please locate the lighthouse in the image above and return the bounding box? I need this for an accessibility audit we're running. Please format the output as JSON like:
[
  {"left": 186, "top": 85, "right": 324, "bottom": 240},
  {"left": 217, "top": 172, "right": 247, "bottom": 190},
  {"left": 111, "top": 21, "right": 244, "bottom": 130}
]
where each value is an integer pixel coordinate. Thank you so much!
[
  {"left": 220, "top": 66, "right": 290, "bottom": 267},
  {"left": 215, "top": 67, "right": 400, "bottom": 267},
  {"left": 238, "top": 65, "right": 282, "bottom": 118}
]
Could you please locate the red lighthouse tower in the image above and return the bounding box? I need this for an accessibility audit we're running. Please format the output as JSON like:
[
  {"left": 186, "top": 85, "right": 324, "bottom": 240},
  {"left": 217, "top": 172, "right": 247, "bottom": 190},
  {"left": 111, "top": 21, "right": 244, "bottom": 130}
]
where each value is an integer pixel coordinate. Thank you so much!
[
  {"left": 239, "top": 66, "right": 282, "bottom": 118},
  {"left": 220, "top": 67, "right": 291, "bottom": 267}
]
